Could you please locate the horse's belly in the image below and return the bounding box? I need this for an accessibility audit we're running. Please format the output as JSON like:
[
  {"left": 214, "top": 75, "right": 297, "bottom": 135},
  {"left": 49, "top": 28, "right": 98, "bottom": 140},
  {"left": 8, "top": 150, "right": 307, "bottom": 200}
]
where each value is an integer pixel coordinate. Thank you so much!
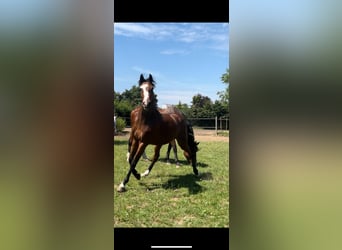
[{"left": 142, "top": 131, "right": 175, "bottom": 145}]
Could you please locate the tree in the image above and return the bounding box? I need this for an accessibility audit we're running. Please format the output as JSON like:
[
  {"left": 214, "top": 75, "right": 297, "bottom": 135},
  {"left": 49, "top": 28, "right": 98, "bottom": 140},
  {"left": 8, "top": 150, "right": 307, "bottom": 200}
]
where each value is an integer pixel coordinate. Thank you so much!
[
  {"left": 175, "top": 101, "right": 191, "bottom": 117},
  {"left": 191, "top": 94, "right": 213, "bottom": 109},
  {"left": 221, "top": 68, "right": 230, "bottom": 84},
  {"left": 217, "top": 68, "right": 230, "bottom": 115},
  {"left": 114, "top": 85, "right": 140, "bottom": 118},
  {"left": 212, "top": 100, "right": 227, "bottom": 118},
  {"left": 120, "top": 85, "right": 141, "bottom": 108},
  {"left": 114, "top": 83, "right": 159, "bottom": 119},
  {"left": 191, "top": 94, "right": 215, "bottom": 118}
]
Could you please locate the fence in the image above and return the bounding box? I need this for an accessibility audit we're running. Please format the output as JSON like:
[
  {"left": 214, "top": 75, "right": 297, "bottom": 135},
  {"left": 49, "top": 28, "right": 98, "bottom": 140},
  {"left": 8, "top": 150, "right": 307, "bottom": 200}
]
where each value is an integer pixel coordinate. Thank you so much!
[{"left": 119, "top": 116, "right": 229, "bottom": 132}]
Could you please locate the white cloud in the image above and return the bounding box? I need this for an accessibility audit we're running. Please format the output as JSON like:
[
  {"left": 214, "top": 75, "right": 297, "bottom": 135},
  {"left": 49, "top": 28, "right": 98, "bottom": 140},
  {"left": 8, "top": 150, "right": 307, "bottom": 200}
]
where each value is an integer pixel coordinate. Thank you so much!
[
  {"left": 114, "top": 23, "right": 153, "bottom": 36},
  {"left": 114, "top": 23, "right": 229, "bottom": 52},
  {"left": 131, "top": 66, "right": 163, "bottom": 79},
  {"left": 160, "top": 49, "right": 190, "bottom": 55}
]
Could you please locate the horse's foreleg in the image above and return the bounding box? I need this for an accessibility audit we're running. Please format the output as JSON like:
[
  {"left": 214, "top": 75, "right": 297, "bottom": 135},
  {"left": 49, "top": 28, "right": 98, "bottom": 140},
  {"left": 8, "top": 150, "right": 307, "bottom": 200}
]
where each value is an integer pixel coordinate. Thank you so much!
[
  {"left": 142, "top": 144, "right": 162, "bottom": 177},
  {"left": 126, "top": 137, "right": 132, "bottom": 162},
  {"left": 128, "top": 137, "right": 138, "bottom": 165},
  {"left": 122, "top": 139, "right": 138, "bottom": 186},
  {"left": 129, "top": 142, "right": 147, "bottom": 180},
  {"left": 118, "top": 141, "right": 146, "bottom": 192}
]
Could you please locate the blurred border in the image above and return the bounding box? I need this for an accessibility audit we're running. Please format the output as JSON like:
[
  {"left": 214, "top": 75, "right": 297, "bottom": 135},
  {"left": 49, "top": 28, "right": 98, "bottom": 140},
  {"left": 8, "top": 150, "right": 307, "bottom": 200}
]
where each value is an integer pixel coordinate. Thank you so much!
[{"left": 0, "top": 1, "right": 114, "bottom": 250}]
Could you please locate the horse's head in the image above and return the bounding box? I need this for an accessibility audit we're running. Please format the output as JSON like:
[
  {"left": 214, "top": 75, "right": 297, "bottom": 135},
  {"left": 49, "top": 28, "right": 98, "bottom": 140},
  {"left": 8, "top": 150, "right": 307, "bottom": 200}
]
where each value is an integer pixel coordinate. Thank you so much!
[
  {"left": 138, "top": 74, "right": 156, "bottom": 110},
  {"left": 194, "top": 141, "right": 200, "bottom": 152}
]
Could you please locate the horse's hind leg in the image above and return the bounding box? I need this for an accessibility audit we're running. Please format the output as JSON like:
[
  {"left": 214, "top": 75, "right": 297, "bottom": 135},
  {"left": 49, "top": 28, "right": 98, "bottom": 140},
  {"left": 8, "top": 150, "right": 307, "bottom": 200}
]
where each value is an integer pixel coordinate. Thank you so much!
[
  {"left": 142, "top": 150, "right": 150, "bottom": 161},
  {"left": 141, "top": 144, "right": 162, "bottom": 177},
  {"left": 166, "top": 143, "right": 172, "bottom": 165},
  {"left": 172, "top": 141, "right": 180, "bottom": 166},
  {"left": 167, "top": 140, "right": 180, "bottom": 166}
]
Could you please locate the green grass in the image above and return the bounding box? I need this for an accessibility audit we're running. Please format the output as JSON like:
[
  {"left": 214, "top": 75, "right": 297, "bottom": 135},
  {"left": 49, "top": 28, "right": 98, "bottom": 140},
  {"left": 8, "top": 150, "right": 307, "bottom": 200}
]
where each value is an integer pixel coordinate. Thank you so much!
[
  {"left": 114, "top": 137, "right": 229, "bottom": 227},
  {"left": 217, "top": 130, "right": 229, "bottom": 137}
]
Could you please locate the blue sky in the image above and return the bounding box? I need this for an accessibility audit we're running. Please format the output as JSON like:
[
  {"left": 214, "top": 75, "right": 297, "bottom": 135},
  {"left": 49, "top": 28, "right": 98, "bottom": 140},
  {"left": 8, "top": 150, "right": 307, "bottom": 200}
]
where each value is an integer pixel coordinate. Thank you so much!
[{"left": 114, "top": 23, "right": 229, "bottom": 106}]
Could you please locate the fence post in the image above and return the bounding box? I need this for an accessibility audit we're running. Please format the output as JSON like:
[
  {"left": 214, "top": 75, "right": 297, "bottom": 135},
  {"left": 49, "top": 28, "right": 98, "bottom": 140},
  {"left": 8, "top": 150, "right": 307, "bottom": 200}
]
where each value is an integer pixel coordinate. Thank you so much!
[{"left": 215, "top": 116, "right": 218, "bottom": 135}]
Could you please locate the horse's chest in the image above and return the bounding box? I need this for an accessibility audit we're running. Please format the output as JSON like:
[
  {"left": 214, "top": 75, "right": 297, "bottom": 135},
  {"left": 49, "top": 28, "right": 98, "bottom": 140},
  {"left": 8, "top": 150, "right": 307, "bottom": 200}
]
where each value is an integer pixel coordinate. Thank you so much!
[{"left": 134, "top": 128, "right": 154, "bottom": 140}]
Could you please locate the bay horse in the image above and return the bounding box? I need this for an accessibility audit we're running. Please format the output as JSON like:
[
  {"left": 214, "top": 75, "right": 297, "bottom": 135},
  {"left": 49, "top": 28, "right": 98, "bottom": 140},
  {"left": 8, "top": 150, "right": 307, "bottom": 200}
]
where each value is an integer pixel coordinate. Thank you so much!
[{"left": 117, "top": 74, "right": 199, "bottom": 192}]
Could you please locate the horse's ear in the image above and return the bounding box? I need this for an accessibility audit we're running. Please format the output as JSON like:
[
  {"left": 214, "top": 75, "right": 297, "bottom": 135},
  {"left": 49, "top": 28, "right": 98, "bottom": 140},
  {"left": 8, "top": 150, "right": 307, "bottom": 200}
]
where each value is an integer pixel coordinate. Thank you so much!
[
  {"left": 139, "top": 74, "right": 145, "bottom": 85},
  {"left": 148, "top": 74, "right": 154, "bottom": 82}
]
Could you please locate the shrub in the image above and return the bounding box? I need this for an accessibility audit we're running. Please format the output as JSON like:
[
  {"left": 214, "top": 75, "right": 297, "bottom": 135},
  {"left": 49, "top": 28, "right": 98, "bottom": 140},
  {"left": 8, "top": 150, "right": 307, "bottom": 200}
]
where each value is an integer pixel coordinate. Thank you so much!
[{"left": 115, "top": 117, "right": 126, "bottom": 133}]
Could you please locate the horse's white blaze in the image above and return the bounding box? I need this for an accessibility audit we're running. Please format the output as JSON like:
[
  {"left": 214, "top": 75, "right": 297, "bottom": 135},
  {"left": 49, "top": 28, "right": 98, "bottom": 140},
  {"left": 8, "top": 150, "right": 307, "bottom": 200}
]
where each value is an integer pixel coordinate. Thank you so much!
[
  {"left": 141, "top": 169, "right": 150, "bottom": 177},
  {"left": 140, "top": 83, "right": 150, "bottom": 106}
]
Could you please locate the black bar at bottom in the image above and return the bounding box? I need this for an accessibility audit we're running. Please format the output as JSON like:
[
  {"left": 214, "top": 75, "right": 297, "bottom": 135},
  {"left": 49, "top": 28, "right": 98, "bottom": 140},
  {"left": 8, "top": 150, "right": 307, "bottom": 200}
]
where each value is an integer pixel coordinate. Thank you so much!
[{"left": 114, "top": 228, "right": 229, "bottom": 250}]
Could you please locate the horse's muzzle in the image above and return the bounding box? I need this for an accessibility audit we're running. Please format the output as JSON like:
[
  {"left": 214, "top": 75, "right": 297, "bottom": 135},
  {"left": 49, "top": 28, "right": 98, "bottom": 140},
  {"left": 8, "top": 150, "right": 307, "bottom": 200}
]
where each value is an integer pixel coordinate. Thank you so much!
[{"left": 142, "top": 102, "right": 151, "bottom": 110}]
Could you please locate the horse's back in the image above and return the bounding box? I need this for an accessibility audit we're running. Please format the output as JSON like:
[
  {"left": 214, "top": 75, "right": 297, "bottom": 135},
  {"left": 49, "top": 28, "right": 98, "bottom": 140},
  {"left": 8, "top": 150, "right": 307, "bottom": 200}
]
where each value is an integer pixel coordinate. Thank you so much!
[
  {"left": 159, "top": 106, "right": 186, "bottom": 121},
  {"left": 159, "top": 107, "right": 187, "bottom": 130}
]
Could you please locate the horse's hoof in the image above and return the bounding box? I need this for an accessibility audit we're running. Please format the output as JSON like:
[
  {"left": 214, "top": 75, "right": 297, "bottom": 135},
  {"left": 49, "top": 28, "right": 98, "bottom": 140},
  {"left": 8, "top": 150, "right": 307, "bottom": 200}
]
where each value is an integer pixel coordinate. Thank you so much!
[
  {"left": 117, "top": 183, "right": 126, "bottom": 192},
  {"left": 193, "top": 169, "right": 199, "bottom": 176},
  {"left": 117, "top": 186, "right": 126, "bottom": 192},
  {"left": 166, "top": 161, "right": 171, "bottom": 165},
  {"left": 141, "top": 170, "right": 150, "bottom": 177}
]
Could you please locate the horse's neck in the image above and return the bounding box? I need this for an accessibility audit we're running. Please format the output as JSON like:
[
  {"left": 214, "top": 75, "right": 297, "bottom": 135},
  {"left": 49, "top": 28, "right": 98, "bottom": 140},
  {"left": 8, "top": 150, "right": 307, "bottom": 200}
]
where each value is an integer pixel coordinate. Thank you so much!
[{"left": 136, "top": 106, "right": 158, "bottom": 125}]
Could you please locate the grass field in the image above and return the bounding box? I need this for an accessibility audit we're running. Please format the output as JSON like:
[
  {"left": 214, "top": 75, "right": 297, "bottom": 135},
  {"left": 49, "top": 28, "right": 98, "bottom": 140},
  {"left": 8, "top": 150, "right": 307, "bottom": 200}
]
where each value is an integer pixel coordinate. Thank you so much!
[{"left": 114, "top": 134, "right": 229, "bottom": 227}]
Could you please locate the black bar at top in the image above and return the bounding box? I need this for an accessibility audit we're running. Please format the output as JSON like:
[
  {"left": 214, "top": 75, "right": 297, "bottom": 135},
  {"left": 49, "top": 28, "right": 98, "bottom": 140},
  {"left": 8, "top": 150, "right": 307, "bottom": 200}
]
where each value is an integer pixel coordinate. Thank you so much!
[{"left": 114, "top": 0, "right": 229, "bottom": 23}]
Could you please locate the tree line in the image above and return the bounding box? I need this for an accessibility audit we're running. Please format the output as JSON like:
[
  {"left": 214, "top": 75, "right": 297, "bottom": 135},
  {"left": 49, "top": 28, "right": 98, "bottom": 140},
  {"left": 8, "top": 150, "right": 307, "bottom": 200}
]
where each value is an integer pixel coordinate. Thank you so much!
[{"left": 114, "top": 69, "right": 229, "bottom": 126}]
